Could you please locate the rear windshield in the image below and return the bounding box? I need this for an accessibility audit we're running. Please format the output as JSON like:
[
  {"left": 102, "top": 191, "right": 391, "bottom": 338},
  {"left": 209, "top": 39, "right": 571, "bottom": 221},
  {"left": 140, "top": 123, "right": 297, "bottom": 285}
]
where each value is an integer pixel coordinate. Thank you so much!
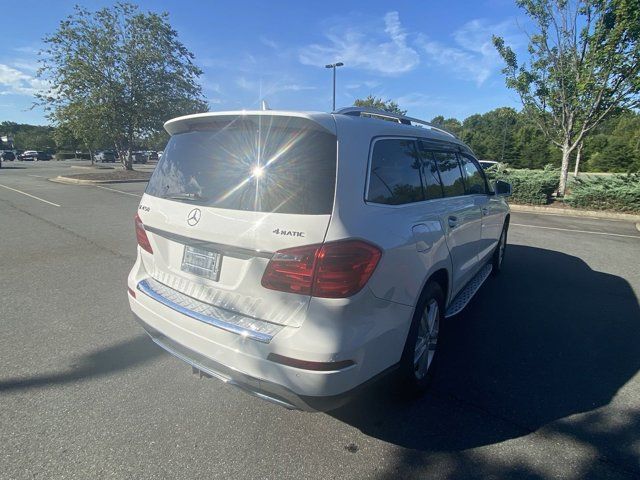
[{"left": 146, "top": 117, "right": 337, "bottom": 215}]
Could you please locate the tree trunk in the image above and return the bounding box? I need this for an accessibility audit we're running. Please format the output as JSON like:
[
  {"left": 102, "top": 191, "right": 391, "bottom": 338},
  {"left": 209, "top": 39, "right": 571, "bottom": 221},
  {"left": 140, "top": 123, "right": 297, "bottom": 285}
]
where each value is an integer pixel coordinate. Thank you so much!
[
  {"left": 123, "top": 151, "right": 134, "bottom": 171},
  {"left": 89, "top": 148, "right": 94, "bottom": 166},
  {"left": 573, "top": 142, "right": 583, "bottom": 177},
  {"left": 558, "top": 142, "right": 572, "bottom": 197}
]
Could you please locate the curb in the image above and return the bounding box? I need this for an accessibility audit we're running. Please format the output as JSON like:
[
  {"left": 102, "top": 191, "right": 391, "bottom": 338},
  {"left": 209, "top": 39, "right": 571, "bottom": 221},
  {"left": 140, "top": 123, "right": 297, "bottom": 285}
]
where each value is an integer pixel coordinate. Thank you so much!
[
  {"left": 510, "top": 203, "right": 640, "bottom": 222},
  {"left": 49, "top": 176, "right": 150, "bottom": 185},
  {"left": 70, "top": 165, "right": 115, "bottom": 170}
]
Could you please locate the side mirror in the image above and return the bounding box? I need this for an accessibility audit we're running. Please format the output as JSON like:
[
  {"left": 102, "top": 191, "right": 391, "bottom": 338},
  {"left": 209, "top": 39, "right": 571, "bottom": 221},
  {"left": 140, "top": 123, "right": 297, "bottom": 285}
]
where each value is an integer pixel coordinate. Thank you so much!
[{"left": 494, "top": 180, "right": 512, "bottom": 197}]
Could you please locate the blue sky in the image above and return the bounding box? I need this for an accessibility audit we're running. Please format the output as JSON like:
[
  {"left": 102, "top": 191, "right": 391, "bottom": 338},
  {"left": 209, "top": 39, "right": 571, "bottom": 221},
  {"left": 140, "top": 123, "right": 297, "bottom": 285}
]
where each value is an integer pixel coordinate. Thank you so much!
[{"left": 0, "top": 0, "right": 529, "bottom": 125}]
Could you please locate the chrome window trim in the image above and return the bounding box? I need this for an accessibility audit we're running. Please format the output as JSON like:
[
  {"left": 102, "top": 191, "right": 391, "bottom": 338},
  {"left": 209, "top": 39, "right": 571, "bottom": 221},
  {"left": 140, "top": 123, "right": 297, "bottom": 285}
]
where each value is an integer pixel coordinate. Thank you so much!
[
  {"left": 145, "top": 226, "right": 274, "bottom": 259},
  {"left": 137, "top": 278, "right": 281, "bottom": 343}
]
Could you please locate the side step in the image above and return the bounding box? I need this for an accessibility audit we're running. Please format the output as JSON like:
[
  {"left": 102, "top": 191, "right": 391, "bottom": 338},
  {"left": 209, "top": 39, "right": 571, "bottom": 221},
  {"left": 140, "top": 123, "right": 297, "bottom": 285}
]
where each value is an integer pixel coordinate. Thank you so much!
[{"left": 445, "top": 263, "right": 492, "bottom": 318}]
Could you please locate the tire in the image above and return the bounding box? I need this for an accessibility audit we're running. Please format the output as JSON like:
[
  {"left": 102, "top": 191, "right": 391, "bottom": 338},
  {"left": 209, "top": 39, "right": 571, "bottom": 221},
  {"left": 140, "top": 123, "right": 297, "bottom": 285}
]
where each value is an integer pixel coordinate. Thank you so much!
[
  {"left": 491, "top": 222, "right": 508, "bottom": 275},
  {"left": 398, "top": 281, "right": 445, "bottom": 394}
]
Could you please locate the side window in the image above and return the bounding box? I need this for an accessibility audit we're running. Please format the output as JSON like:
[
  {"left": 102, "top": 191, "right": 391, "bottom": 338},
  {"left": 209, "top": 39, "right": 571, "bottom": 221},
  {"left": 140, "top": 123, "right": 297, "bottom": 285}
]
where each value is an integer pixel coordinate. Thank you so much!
[
  {"left": 418, "top": 148, "right": 444, "bottom": 200},
  {"left": 367, "top": 139, "right": 425, "bottom": 205},
  {"left": 459, "top": 155, "right": 488, "bottom": 195},
  {"left": 434, "top": 152, "right": 465, "bottom": 197}
]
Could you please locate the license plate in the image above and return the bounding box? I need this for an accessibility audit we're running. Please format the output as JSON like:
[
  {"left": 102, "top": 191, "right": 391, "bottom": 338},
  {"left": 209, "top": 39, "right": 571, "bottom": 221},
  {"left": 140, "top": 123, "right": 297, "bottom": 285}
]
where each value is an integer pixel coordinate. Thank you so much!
[{"left": 181, "top": 245, "right": 223, "bottom": 281}]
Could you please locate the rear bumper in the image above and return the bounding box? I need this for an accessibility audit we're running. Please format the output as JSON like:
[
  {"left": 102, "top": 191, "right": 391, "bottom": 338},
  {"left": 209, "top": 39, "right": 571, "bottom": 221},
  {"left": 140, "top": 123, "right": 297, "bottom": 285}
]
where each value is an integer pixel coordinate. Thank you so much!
[
  {"left": 134, "top": 314, "right": 370, "bottom": 411},
  {"left": 128, "top": 252, "right": 413, "bottom": 410}
]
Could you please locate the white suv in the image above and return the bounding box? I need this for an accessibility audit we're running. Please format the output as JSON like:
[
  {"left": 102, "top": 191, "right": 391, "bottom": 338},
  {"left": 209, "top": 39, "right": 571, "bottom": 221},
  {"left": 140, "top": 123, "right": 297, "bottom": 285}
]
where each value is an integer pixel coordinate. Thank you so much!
[{"left": 128, "top": 107, "right": 511, "bottom": 411}]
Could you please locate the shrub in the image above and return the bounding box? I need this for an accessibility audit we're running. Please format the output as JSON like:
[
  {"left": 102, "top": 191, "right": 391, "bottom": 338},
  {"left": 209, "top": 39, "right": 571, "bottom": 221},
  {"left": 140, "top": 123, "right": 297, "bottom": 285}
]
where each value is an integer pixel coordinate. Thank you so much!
[
  {"left": 485, "top": 164, "right": 559, "bottom": 205},
  {"left": 566, "top": 174, "right": 640, "bottom": 213},
  {"left": 54, "top": 151, "right": 91, "bottom": 160}
]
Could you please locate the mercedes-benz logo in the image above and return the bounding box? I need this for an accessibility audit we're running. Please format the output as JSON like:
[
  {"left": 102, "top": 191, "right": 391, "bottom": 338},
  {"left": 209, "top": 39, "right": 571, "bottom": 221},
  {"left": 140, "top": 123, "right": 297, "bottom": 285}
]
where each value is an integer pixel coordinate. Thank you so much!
[{"left": 187, "top": 208, "right": 201, "bottom": 226}]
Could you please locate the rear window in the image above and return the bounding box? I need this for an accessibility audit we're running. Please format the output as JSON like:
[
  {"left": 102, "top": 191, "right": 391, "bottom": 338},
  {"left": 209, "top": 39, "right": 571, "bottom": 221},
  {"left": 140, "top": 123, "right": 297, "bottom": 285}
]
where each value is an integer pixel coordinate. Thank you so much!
[{"left": 146, "top": 117, "right": 337, "bottom": 215}]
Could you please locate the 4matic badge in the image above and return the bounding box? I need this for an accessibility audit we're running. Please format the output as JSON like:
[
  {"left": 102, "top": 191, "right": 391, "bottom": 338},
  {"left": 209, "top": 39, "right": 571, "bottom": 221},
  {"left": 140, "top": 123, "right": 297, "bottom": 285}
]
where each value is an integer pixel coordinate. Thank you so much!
[{"left": 272, "top": 228, "right": 305, "bottom": 238}]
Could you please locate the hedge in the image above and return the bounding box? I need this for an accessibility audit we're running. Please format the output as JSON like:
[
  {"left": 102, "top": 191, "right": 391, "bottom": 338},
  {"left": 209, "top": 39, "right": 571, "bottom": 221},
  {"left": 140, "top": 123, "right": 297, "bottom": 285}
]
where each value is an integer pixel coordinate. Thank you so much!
[
  {"left": 566, "top": 174, "right": 640, "bottom": 213},
  {"left": 485, "top": 164, "right": 560, "bottom": 205},
  {"left": 54, "top": 152, "right": 91, "bottom": 160}
]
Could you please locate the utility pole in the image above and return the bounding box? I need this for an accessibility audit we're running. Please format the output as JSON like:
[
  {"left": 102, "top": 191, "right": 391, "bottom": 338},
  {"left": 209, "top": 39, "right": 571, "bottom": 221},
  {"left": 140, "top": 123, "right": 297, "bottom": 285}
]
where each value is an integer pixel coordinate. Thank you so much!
[{"left": 325, "top": 62, "right": 344, "bottom": 111}]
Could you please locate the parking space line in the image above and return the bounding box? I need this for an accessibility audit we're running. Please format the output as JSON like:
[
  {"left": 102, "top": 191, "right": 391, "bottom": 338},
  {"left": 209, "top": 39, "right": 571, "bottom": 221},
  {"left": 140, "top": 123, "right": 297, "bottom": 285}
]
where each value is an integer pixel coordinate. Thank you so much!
[
  {"left": 512, "top": 223, "right": 640, "bottom": 239},
  {"left": 0, "top": 183, "right": 61, "bottom": 207},
  {"left": 27, "top": 174, "right": 46, "bottom": 178},
  {"left": 95, "top": 185, "right": 142, "bottom": 198}
]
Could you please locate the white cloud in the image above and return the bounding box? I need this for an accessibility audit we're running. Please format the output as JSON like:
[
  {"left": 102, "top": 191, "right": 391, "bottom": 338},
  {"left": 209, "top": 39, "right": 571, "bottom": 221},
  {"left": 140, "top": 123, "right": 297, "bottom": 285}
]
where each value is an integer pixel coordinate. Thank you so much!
[
  {"left": 396, "top": 93, "right": 443, "bottom": 109},
  {"left": 345, "top": 80, "right": 382, "bottom": 90},
  {"left": 0, "top": 64, "right": 46, "bottom": 96},
  {"left": 299, "top": 11, "right": 419, "bottom": 75},
  {"left": 416, "top": 19, "right": 518, "bottom": 86},
  {"left": 236, "top": 76, "right": 316, "bottom": 96},
  {"left": 260, "top": 36, "right": 279, "bottom": 50}
]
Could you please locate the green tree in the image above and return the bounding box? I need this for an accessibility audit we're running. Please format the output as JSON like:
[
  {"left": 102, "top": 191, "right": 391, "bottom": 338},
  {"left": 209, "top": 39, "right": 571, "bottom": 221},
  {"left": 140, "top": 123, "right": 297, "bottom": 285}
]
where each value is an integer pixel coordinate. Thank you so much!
[
  {"left": 37, "top": 3, "right": 207, "bottom": 170},
  {"left": 494, "top": 0, "right": 640, "bottom": 195},
  {"left": 353, "top": 95, "right": 407, "bottom": 115},
  {"left": 1, "top": 122, "right": 56, "bottom": 150},
  {"left": 430, "top": 116, "right": 463, "bottom": 137}
]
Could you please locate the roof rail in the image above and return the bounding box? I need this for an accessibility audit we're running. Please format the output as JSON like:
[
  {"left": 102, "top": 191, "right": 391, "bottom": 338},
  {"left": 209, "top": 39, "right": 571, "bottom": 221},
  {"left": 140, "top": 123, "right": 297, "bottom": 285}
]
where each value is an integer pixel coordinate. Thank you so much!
[{"left": 333, "top": 107, "right": 458, "bottom": 139}]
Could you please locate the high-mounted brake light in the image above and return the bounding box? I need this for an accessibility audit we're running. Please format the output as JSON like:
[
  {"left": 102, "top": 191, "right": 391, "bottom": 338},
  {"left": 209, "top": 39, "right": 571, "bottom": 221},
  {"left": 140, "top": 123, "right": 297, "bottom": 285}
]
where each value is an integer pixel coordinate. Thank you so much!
[
  {"left": 134, "top": 214, "right": 153, "bottom": 254},
  {"left": 261, "top": 240, "right": 381, "bottom": 298}
]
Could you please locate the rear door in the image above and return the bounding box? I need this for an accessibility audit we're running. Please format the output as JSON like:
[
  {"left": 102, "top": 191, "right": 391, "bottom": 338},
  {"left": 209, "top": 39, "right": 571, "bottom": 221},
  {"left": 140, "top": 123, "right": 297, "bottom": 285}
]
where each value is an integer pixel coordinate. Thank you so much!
[
  {"left": 137, "top": 114, "right": 337, "bottom": 328},
  {"left": 458, "top": 154, "right": 502, "bottom": 262},
  {"left": 431, "top": 150, "right": 483, "bottom": 296}
]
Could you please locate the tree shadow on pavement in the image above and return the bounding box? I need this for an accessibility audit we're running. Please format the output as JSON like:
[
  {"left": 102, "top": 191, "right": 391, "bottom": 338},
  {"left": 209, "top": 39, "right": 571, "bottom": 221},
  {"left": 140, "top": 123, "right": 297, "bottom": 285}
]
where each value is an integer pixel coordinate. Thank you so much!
[
  {"left": 0, "top": 335, "right": 162, "bottom": 392},
  {"left": 330, "top": 245, "right": 640, "bottom": 477}
]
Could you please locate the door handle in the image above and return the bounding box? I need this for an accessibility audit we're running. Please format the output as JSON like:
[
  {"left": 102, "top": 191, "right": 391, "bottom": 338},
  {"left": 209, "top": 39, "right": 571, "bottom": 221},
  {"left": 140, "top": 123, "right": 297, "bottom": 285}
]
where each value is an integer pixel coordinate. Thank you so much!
[
  {"left": 481, "top": 207, "right": 489, "bottom": 216},
  {"left": 448, "top": 216, "right": 459, "bottom": 228}
]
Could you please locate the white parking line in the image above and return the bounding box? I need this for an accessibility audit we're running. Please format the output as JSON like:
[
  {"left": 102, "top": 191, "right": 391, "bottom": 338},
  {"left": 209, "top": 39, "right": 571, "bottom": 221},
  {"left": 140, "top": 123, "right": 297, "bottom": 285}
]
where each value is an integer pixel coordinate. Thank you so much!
[
  {"left": 95, "top": 185, "right": 142, "bottom": 198},
  {"left": 512, "top": 223, "right": 640, "bottom": 239},
  {"left": 0, "top": 183, "right": 61, "bottom": 207},
  {"left": 27, "top": 174, "right": 46, "bottom": 178}
]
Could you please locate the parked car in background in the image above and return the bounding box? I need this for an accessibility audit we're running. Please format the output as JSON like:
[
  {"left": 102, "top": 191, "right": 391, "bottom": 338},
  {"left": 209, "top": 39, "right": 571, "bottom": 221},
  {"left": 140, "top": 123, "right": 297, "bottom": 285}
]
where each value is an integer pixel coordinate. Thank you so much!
[
  {"left": 95, "top": 150, "right": 117, "bottom": 162},
  {"left": 37, "top": 151, "right": 53, "bottom": 161},
  {"left": 1, "top": 151, "right": 16, "bottom": 161},
  {"left": 131, "top": 151, "right": 148, "bottom": 164},
  {"left": 479, "top": 160, "right": 500, "bottom": 170},
  {"left": 129, "top": 107, "right": 512, "bottom": 411},
  {"left": 18, "top": 150, "right": 39, "bottom": 161},
  {"left": 146, "top": 151, "right": 158, "bottom": 161},
  {"left": 157, "top": 151, "right": 163, "bottom": 160}
]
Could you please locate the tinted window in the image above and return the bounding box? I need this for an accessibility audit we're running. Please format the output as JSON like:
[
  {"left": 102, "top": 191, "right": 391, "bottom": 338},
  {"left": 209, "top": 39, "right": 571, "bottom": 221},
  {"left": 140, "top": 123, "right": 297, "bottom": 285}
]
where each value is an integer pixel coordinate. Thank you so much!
[
  {"left": 417, "top": 148, "right": 444, "bottom": 199},
  {"left": 459, "top": 155, "right": 487, "bottom": 195},
  {"left": 434, "top": 152, "right": 465, "bottom": 197},
  {"left": 146, "top": 117, "right": 336, "bottom": 215},
  {"left": 367, "top": 139, "right": 424, "bottom": 205}
]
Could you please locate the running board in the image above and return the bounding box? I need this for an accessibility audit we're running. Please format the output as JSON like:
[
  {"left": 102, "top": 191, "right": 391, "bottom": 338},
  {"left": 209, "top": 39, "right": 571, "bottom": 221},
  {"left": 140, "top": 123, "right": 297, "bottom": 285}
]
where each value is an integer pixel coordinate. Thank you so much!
[{"left": 445, "top": 264, "right": 492, "bottom": 318}]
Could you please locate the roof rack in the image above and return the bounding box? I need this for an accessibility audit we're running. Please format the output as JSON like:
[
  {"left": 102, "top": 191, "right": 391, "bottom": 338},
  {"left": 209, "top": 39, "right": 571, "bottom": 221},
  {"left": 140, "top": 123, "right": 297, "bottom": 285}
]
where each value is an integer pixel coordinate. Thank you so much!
[{"left": 333, "top": 107, "right": 458, "bottom": 139}]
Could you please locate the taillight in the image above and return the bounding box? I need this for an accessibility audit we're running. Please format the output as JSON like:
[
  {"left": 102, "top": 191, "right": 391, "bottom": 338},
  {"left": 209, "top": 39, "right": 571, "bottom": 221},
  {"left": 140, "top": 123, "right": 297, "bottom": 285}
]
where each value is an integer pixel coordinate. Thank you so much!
[
  {"left": 261, "top": 240, "right": 381, "bottom": 298},
  {"left": 261, "top": 244, "right": 319, "bottom": 295},
  {"left": 134, "top": 214, "right": 153, "bottom": 254}
]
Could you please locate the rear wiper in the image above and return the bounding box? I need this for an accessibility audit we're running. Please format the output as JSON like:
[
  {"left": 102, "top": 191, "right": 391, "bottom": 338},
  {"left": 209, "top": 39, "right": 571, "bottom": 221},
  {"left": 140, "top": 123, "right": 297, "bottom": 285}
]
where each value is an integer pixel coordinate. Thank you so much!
[{"left": 162, "top": 193, "right": 208, "bottom": 202}]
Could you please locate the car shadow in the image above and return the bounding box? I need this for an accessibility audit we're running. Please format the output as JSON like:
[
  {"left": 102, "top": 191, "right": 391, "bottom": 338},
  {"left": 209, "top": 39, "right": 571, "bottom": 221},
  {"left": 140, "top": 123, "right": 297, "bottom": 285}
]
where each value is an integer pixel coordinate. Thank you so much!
[
  {"left": 329, "top": 245, "right": 640, "bottom": 456},
  {"left": 0, "top": 166, "right": 27, "bottom": 169},
  {"left": 0, "top": 335, "right": 162, "bottom": 392}
]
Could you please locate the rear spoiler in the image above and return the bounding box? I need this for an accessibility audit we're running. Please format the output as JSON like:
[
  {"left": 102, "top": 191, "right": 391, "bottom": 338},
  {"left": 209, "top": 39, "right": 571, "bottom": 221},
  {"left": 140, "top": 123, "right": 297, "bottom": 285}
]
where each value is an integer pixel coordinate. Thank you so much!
[{"left": 164, "top": 111, "right": 336, "bottom": 136}]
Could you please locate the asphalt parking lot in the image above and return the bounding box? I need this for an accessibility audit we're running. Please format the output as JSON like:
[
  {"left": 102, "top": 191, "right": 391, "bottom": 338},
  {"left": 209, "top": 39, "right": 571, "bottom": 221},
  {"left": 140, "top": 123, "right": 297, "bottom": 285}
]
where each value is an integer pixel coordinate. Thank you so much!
[{"left": 1, "top": 161, "right": 639, "bottom": 479}]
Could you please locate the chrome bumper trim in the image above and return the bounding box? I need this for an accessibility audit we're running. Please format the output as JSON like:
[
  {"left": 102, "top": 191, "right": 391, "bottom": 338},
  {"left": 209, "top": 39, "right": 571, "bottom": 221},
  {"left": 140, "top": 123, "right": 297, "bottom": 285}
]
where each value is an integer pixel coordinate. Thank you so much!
[{"left": 137, "top": 278, "right": 282, "bottom": 343}]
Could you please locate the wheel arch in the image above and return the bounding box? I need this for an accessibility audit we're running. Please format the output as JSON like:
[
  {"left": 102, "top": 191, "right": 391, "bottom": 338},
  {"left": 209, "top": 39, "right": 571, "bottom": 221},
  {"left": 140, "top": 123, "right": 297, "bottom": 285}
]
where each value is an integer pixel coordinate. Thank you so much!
[{"left": 416, "top": 267, "right": 450, "bottom": 312}]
